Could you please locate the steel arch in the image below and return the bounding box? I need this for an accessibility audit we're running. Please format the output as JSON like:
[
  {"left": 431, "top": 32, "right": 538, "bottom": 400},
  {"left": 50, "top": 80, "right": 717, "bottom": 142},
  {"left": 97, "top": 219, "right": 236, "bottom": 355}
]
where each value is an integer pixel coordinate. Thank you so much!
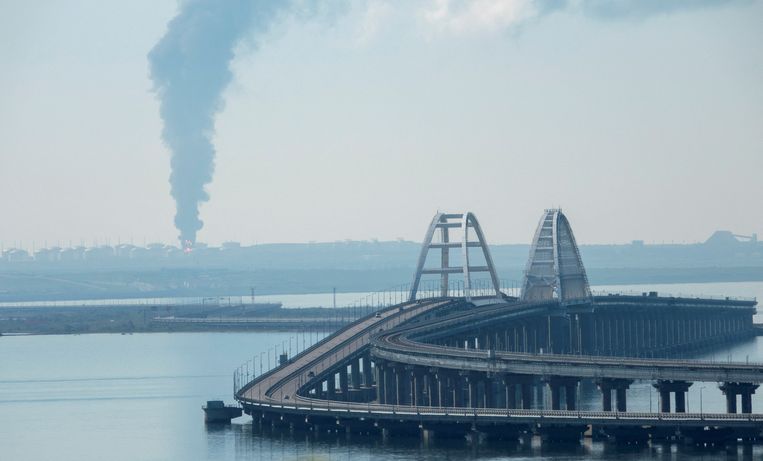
[
  {"left": 521, "top": 209, "right": 591, "bottom": 303},
  {"left": 409, "top": 212, "right": 501, "bottom": 302}
]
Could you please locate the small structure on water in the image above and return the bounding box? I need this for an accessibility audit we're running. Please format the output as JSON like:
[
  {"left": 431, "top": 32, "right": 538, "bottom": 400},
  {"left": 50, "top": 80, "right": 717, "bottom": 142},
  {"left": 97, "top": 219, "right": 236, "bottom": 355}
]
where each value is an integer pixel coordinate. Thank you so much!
[{"left": 202, "top": 400, "right": 242, "bottom": 424}]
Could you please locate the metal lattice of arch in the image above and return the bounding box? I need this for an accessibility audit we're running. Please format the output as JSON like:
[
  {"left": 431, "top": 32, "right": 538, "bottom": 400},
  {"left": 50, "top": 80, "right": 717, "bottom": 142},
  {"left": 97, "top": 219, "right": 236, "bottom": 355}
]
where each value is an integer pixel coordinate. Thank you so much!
[
  {"left": 520, "top": 209, "right": 591, "bottom": 303},
  {"left": 409, "top": 212, "right": 501, "bottom": 302}
]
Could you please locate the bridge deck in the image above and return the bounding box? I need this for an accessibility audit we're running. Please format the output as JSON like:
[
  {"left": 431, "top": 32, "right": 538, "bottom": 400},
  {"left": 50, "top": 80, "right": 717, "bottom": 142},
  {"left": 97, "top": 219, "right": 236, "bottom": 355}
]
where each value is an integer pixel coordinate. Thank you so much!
[
  {"left": 238, "top": 298, "right": 453, "bottom": 404},
  {"left": 373, "top": 301, "right": 763, "bottom": 383},
  {"left": 236, "top": 298, "right": 763, "bottom": 429}
]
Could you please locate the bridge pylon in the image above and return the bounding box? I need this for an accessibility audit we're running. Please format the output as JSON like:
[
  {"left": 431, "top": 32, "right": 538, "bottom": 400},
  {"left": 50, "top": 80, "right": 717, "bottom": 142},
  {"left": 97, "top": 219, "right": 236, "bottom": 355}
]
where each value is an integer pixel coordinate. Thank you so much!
[
  {"left": 410, "top": 212, "right": 501, "bottom": 302},
  {"left": 521, "top": 209, "right": 591, "bottom": 303}
]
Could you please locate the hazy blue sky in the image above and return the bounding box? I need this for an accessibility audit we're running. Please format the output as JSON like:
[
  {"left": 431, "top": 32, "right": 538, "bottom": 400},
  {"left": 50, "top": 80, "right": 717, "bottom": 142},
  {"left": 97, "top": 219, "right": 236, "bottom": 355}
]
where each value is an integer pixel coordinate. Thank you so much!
[{"left": 1, "top": 0, "right": 761, "bottom": 247}]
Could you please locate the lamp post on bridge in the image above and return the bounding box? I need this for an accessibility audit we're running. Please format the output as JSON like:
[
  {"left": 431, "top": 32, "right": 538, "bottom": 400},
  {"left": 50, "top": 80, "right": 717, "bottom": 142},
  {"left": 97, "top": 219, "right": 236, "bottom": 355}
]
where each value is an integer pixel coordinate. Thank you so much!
[{"left": 699, "top": 386, "right": 705, "bottom": 416}]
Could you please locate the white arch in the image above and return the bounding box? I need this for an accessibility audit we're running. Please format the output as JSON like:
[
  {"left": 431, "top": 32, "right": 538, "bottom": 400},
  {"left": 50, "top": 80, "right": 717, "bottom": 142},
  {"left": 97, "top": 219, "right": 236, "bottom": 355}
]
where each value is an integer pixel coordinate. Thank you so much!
[
  {"left": 520, "top": 209, "right": 591, "bottom": 303},
  {"left": 409, "top": 212, "right": 501, "bottom": 302}
]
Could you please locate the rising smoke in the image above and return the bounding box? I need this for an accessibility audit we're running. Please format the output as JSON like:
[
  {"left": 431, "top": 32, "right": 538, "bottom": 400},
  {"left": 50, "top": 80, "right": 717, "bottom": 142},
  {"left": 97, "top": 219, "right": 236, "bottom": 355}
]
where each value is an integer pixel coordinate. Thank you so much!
[
  {"left": 148, "top": 0, "right": 291, "bottom": 247},
  {"left": 148, "top": 0, "right": 747, "bottom": 247}
]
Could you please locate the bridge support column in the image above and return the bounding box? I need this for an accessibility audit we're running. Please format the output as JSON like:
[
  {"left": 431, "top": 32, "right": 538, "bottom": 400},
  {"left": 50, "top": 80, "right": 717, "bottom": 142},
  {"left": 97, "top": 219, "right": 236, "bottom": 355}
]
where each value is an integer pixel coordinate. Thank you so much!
[
  {"left": 348, "top": 359, "right": 363, "bottom": 402},
  {"left": 601, "top": 386, "right": 612, "bottom": 412},
  {"left": 384, "top": 366, "right": 396, "bottom": 404},
  {"left": 377, "top": 363, "right": 387, "bottom": 404},
  {"left": 520, "top": 382, "right": 533, "bottom": 409},
  {"left": 393, "top": 366, "right": 404, "bottom": 406},
  {"left": 742, "top": 390, "right": 755, "bottom": 414},
  {"left": 504, "top": 382, "right": 517, "bottom": 409},
  {"left": 339, "top": 367, "right": 349, "bottom": 401},
  {"left": 327, "top": 372, "right": 336, "bottom": 399},
  {"left": 546, "top": 377, "right": 579, "bottom": 410},
  {"left": 414, "top": 368, "right": 426, "bottom": 407},
  {"left": 392, "top": 366, "right": 403, "bottom": 405},
  {"left": 653, "top": 380, "right": 692, "bottom": 413},
  {"left": 362, "top": 354, "right": 373, "bottom": 388},
  {"left": 720, "top": 382, "right": 759, "bottom": 414},
  {"left": 659, "top": 389, "right": 671, "bottom": 413},
  {"left": 426, "top": 370, "right": 438, "bottom": 406},
  {"left": 502, "top": 374, "right": 530, "bottom": 409},
  {"left": 565, "top": 382, "right": 578, "bottom": 411},
  {"left": 550, "top": 383, "right": 561, "bottom": 410},
  {"left": 350, "top": 359, "right": 361, "bottom": 389},
  {"left": 399, "top": 367, "right": 412, "bottom": 406},
  {"left": 485, "top": 375, "right": 497, "bottom": 408},
  {"left": 454, "top": 372, "right": 466, "bottom": 407},
  {"left": 467, "top": 373, "right": 478, "bottom": 408},
  {"left": 597, "top": 379, "right": 632, "bottom": 412},
  {"left": 437, "top": 371, "right": 450, "bottom": 407},
  {"left": 674, "top": 387, "right": 686, "bottom": 413},
  {"left": 616, "top": 387, "right": 627, "bottom": 412}
]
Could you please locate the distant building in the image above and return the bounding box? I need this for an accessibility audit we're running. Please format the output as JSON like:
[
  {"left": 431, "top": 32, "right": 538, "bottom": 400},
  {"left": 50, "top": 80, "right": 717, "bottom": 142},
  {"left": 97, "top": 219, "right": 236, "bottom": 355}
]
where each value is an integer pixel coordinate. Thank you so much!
[{"left": 705, "top": 230, "right": 758, "bottom": 247}]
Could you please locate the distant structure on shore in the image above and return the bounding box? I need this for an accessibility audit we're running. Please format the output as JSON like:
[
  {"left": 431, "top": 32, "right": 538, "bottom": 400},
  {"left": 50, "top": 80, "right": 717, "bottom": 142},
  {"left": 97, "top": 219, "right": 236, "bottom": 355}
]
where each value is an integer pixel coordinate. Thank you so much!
[{"left": 1, "top": 230, "right": 761, "bottom": 269}]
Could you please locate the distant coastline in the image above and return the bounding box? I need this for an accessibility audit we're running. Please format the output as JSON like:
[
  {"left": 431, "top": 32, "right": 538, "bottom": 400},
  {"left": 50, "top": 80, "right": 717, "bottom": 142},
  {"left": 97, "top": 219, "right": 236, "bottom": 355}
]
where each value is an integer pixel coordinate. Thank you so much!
[{"left": 1, "top": 265, "right": 762, "bottom": 303}]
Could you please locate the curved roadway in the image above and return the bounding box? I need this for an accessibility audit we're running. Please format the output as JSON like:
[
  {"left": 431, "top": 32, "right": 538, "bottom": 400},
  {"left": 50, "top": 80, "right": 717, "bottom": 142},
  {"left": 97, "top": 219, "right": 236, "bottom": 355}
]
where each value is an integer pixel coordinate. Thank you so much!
[
  {"left": 235, "top": 297, "right": 763, "bottom": 427},
  {"left": 373, "top": 301, "right": 763, "bottom": 384}
]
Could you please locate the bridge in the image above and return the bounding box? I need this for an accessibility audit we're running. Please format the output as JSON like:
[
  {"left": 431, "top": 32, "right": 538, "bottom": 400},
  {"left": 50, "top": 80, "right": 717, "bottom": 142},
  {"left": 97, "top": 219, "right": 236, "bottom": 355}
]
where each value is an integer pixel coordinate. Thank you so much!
[{"left": 233, "top": 210, "right": 761, "bottom": 444}]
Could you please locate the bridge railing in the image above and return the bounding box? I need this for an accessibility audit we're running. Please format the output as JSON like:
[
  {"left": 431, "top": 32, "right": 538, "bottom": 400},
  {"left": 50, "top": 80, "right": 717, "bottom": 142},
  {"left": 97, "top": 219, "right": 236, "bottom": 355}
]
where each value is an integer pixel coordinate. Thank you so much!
[
  {"left": 408, "top": 278, "right": 520, "bottom": 300},
  {"left": 240, "top": 396, "right": 763, "bottom": 422}
]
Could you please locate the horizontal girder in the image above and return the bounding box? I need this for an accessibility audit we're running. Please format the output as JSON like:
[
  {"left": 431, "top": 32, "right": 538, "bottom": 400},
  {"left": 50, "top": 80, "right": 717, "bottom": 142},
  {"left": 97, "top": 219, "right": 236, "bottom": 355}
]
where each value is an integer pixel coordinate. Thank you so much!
[{"left": 421, "top": 266, "right": 491, "bottom": 274}]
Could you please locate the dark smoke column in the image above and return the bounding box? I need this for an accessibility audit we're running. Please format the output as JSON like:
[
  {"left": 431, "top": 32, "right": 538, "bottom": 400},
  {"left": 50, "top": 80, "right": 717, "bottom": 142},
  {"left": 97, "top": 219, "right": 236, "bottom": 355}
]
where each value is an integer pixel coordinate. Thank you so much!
[{"left": 148, "top": 1, "right": 287, "bottom": 247}]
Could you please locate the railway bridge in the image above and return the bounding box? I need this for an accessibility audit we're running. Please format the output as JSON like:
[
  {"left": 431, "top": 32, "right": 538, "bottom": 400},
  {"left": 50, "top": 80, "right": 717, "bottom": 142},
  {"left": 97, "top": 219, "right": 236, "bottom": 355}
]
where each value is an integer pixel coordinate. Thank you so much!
[{"left": 234, "top": 210, "right": 761, "bottom": 444}]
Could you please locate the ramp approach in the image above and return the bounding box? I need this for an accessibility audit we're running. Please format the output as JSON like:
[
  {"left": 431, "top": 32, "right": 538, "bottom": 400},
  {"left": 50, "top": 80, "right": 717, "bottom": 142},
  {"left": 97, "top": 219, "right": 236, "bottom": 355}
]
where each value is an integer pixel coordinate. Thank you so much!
[{"left": 234, "top": 210, "right": 762, "bottom": 444}]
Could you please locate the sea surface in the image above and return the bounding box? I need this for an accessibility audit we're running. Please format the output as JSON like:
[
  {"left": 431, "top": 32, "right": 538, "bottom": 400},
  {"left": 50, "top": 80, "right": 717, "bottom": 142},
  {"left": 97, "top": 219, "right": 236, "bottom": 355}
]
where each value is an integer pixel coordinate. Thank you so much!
[{"left": 2, "top": 281, "right": 763, "bottom": 460}]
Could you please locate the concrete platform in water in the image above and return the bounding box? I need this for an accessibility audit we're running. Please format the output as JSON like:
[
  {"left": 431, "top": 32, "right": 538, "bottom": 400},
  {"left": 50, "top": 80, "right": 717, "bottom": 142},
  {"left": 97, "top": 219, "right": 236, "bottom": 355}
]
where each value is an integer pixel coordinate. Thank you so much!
[{"left": 202, "top": 400, "right": 242, "bottom": 424}]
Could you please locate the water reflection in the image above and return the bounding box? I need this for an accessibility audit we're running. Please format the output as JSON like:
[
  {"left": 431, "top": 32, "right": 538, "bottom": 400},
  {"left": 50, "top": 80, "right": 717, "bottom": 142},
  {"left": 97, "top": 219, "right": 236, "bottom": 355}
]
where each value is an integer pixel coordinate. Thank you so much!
[{"left": 201, "top": 421, "right": 763, "bottom": 461}]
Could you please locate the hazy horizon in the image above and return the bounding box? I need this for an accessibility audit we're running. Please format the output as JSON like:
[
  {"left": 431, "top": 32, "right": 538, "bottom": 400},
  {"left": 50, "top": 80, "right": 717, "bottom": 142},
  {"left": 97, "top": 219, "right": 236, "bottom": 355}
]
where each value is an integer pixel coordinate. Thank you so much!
[
  {"left": 0, "top": 228, "right": 754, "bottom": 253},
  {"left": 2, "top": 0, "right": 761, "bottom": 247}
]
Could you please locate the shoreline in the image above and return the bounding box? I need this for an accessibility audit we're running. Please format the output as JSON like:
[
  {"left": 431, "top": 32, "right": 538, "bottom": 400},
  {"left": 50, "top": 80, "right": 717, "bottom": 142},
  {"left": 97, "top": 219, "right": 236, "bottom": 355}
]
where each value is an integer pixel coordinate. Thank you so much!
[{"left": 2, "top": 267, "right": 763, "bottom": 304}]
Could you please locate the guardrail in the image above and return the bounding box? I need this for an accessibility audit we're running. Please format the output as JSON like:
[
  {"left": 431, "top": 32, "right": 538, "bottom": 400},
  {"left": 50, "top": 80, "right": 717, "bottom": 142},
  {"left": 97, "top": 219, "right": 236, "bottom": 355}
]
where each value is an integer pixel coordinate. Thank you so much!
[{"left": 239, "top": 398, "right": 763, "bottom": 424}]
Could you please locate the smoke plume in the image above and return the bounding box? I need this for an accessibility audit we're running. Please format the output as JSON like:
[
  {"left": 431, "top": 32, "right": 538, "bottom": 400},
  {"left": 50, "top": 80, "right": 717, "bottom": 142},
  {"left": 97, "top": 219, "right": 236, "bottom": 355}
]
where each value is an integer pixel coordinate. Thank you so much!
[
  {"left": 148, "top": 1, "right": 289, "bottom": 246},
  {"left": 149, "top": 0, "right": 747, "bottom": 247}
]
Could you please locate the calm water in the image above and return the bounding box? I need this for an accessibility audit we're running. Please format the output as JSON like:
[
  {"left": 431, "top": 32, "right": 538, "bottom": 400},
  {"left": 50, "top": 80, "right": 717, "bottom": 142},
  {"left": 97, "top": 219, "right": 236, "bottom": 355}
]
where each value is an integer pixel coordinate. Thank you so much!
[{"left": 2, "top": 282, "right": 763, "bottom": 460}]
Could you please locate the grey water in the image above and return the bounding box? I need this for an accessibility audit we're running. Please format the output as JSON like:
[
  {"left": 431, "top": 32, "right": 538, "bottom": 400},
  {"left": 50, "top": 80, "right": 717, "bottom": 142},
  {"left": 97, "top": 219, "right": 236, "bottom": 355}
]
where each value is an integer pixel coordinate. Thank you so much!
[{"left": 2, "top": 282, "right": 763, "bottom": 460}]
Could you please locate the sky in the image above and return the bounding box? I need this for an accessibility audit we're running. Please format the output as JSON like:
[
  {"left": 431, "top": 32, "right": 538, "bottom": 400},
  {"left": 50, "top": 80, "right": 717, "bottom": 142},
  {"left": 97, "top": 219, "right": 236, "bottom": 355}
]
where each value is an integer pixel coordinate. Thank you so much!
[{"left": 0, "top": 0, "right": 761, "bottom": 248}]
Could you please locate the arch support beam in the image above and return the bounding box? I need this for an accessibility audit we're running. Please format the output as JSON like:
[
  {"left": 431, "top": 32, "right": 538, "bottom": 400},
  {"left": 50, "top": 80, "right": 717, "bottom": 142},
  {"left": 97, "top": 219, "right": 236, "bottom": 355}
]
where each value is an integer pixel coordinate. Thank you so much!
[
  {"left": 410, "top": 212, "right": 500, "bottom": 302},
  {"left": 521, "top": 209, "right": 591, "bottom": 303}
]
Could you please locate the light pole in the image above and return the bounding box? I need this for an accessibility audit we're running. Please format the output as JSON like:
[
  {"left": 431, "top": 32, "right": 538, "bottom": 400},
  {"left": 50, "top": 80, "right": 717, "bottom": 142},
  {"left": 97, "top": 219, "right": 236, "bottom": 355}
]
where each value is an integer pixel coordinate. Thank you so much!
[{"left": 699, "top": 386, "right": 705, "bottom": 415}]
